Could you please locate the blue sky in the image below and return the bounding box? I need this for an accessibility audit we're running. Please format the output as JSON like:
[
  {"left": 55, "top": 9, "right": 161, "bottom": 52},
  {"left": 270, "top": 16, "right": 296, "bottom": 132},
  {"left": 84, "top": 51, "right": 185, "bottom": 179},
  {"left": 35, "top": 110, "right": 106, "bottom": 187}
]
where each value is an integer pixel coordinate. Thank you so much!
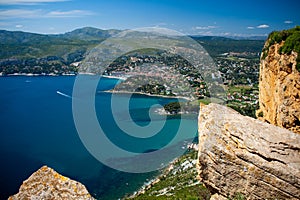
[{"left": 0, "top": 0, "right": 299, "bottom": 36}]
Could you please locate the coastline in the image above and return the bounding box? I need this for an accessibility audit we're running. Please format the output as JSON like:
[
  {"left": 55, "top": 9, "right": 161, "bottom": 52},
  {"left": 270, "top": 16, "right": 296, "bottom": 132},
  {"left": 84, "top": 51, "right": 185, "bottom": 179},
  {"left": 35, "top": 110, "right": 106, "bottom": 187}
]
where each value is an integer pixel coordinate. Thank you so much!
[
  {"left": 0, "top": 73, "right": 127, "bottom": 80},
  {"left": 101, "top": 75, "right": 128, "bottom": 81},
  {"left": 0, "top": 73, "right": 193, "bottom": 101},
  {"left": 102, "top": 90, "right": 192, "bottom": 101},
  {"left": 0, "top": 73, "right": 76, "bottom": 77},
  {"left": 126, "top": 146, "right": 199, "bottom": 199}
]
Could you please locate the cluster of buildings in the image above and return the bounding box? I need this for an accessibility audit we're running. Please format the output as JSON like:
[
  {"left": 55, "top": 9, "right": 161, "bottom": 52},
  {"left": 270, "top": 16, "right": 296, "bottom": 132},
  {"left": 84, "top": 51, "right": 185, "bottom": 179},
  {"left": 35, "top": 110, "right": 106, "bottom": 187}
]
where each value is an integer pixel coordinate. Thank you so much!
[{"left": 104, "top": 51, "right": 261, "bottom": 117}]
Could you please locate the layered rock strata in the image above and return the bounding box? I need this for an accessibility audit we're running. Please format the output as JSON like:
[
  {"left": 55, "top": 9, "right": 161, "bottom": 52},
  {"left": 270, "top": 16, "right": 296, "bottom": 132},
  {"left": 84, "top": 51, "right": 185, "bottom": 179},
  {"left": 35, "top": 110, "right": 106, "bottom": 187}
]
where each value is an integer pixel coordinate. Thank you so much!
[{"left": 198, "top": 103, "right": 300, "bottom": 199}]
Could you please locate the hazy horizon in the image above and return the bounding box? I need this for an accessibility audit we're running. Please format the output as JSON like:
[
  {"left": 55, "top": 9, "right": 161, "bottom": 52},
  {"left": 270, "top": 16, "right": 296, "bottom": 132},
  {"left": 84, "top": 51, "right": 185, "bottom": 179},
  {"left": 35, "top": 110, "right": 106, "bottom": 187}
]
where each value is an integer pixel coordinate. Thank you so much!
[{"left": 0, "top": 26, "right": 271, "bottom": 39}]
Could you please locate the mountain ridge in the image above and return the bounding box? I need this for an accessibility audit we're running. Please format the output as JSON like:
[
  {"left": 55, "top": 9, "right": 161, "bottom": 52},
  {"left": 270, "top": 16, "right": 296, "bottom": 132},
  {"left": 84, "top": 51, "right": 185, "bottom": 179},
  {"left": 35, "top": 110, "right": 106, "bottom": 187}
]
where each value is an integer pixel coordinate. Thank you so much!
[
  {"left": 1, "top": 27, "right": 266, "bottom": 42},
  {"left": 0, "top": 27, "right": 264, "bottom": 75},
  {"left": 0, "top": 27, "right": 121, "bottom": 44}
]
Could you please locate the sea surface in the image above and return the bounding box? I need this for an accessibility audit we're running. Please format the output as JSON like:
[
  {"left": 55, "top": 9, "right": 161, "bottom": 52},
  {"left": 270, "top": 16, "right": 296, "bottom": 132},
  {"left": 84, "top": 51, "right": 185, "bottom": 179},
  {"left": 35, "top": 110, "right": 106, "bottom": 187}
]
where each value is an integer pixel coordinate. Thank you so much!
[{"left": 0, "top": 76, "right": 197, "bottom": 199}]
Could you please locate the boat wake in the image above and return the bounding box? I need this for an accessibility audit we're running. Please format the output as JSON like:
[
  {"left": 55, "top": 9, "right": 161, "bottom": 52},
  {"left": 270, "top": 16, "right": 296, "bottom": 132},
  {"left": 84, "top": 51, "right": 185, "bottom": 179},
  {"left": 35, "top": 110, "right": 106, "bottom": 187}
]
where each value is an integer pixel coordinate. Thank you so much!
[{"left": 56, "top": 91, "right": 72, "bottom": 99}]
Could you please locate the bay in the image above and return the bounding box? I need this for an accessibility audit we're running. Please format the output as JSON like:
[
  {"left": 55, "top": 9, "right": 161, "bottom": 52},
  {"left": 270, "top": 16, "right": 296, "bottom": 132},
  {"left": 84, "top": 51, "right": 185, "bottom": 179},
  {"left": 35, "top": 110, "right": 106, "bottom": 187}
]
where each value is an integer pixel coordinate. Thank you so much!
[{"left": 0, "top": 76, "right": 197, "bottom": 199}]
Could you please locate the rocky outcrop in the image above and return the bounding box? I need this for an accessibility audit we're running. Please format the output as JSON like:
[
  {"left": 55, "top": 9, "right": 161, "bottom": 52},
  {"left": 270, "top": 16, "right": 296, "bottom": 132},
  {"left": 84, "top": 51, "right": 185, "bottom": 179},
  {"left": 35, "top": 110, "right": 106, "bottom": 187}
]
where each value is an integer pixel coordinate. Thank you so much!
[
  {"left": 197, "top": 103, "right": 300, "bottom": 199},
  {"left": 8, "top": 166, "right": 95, "bottom": 200},
  {"left": 257, "top": 41, "right": 300, "bottom": 134}
]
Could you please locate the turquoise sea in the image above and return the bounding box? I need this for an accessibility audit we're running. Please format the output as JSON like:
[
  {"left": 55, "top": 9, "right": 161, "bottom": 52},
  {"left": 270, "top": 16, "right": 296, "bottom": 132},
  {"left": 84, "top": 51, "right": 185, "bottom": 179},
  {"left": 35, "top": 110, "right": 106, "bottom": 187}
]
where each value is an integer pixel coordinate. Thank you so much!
[{"left": 0, "top": 76, "right": 197, "bottom": 199}]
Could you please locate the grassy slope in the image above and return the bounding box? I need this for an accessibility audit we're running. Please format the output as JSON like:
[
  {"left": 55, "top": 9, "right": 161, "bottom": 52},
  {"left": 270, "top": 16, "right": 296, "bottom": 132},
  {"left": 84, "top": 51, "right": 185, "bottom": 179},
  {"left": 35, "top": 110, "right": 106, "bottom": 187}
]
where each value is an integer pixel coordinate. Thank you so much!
[{"left": 125, "top": 150, "right": 211, "bottom": 200}]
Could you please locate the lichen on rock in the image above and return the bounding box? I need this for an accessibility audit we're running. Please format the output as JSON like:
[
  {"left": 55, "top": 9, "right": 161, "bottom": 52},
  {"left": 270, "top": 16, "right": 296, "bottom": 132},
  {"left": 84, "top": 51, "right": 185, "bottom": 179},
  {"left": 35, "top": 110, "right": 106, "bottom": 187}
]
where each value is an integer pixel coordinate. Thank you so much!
[{"left": 8, "top": 166, "right": 95, "bottom": 200}]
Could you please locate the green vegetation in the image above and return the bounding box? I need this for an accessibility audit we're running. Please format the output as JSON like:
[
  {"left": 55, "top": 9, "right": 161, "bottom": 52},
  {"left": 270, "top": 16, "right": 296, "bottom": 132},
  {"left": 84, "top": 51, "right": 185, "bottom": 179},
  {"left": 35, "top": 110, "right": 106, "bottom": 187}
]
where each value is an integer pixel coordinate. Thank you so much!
[
  {"left": 125, "top": 150, "right": 249, "bottom": 200},
  {"left": 0, "top": 28, "right": 263, "bottom": 118},
  {"left": 263, "top": 26, "right": 300, "bottom": 71},
  {"left": 162, "top": 100, "right": 202, "bottom": 115},
  {"left": 163, "top": 102, "right": 181, "bottom": 114},
  {"left": 126, "top": 150, "right": 211, "bottom": 200},
  {"left": 0, "top": 28, "right": 118, "bottom": 75},
  {"left": 228, "top": 193, "right": 246, "bottom": 200},
  {"left": 198, "top": 98, "right": 211, "bottom": 105},
  {"left": 0, "top": 29, "right": 264, "bottom": 76},
  {"left": 0, "top": 30, "right": 105, "bottom": 60},
  {"left": 226, "top": 85, "right": 259, "bottom": 118},
  {"left": 192, "top": 36, "right": 264, "bottom": 58},
  {"left": 257, "top": 111, "right": 263, "bottom": 118}
]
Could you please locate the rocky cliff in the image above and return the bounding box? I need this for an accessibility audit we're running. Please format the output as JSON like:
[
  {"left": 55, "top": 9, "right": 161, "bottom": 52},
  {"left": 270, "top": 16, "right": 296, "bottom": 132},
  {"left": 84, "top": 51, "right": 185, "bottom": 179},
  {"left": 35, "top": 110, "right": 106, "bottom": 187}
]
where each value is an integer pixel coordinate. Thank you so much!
[
  {"left": 197, "top": 103, "right": 300, "bottom": 199},
  {"left": 8, "top": 166, "right": 95, "bottom": 200},
  {"left": 257, "top": 27, "right": 300, "bottom": 134}
]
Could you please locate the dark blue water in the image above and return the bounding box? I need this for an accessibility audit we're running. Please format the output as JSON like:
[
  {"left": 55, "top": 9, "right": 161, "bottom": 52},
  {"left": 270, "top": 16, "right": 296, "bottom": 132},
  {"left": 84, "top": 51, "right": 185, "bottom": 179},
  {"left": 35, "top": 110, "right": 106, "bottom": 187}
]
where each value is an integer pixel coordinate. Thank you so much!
[{"left": 0, "top": 76, "right": 197, "bottom": 199}]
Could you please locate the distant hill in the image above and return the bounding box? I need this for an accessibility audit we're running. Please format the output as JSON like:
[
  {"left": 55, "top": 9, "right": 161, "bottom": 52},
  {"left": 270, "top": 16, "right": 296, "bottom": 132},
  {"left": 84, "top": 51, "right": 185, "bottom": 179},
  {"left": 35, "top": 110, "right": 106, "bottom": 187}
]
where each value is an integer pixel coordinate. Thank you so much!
[
  {"left": 0, "top": 30, "right": 50, "bottom": 44},
  {"left": 191, "top": 36, "right": 236, "bottom": 41},
  {"left": 0, "top": 27, "right": 122, "bottom": 60},
  {"left": 229, "top": 35, "right": 267, "bottom": 40},
  {"left": 0, "top": 27, "right": 265, "bottom": 60},
  {"left": 0, "top": 27, "right": 121, "bottom": 44},
  {"left": 0, "top": 27, "right": 265, "bottom": 75},
  {"left": 0, "top": 27, "right": 116, "bottom": 75},
  {"left": 62, "top": 27, "right": 121, "bottom": 41},
  {"left": 192, "top": 36, "right": 264, "bottom": 57}
]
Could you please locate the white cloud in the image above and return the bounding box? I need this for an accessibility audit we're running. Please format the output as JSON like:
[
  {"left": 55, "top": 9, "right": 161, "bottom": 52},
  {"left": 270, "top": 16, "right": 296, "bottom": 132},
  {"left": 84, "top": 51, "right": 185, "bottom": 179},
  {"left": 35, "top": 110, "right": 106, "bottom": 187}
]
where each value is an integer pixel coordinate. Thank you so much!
[
  {"left": 0, "top": 21, "right": 9, "bottom": 26},
  {"left": 15, "top": 24, "right": 23, "bottom": 28},
  {"left": 247, "top": 26, "right": 255, "bottom": 29},
  {"left": 195, "top": 25, "right": 217, "bottom": 30},
  {"left": 257, "top": 24, "right": 269, "bottom": 29},
  {"left": 0, "top": 9, "right": 94, "bottom": 19},
  {"left": 284, "top": 20, "right": 293, "bottom": 24},
  {"left": 0, "top": 0, "right": 69, "bottom": 5},
  {"left": 46, "top": 10, "right": 94, "bottom": 18},
  {"left": 0, "top": 9, "right": 42, "bottom": 18}
]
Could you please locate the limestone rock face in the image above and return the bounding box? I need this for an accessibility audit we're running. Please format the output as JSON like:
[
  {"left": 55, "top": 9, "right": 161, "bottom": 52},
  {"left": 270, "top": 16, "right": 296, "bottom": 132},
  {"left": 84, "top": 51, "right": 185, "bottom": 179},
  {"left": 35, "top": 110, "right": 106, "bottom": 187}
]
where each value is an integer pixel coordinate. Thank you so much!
[
  {"left": 257, "top": 41, "right": 300, "bottom": 134},
  {"left": 8, "top": 166, "right": 95, "bottom": 200},
  {"left": 197, "top": 103, "right": 300, "bottom": 199}
]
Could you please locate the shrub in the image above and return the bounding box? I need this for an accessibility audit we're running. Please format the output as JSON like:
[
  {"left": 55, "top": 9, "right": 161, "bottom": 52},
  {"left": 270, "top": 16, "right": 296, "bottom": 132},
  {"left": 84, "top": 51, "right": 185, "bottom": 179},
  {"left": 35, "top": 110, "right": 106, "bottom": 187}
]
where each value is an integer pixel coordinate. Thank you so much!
[
  {"left": 264, "top": 26, "right": 300, "bottom": 72},
  {"left": 257, "top": 111, "right": 263, "bottom": 118}
]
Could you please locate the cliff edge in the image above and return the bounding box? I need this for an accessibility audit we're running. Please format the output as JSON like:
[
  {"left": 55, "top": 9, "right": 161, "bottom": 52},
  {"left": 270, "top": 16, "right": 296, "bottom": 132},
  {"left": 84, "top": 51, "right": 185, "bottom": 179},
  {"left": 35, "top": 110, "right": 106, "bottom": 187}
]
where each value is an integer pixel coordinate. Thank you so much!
[
  {"left": 257, "top": 26, "right": 300, "bottom": 134},
  {"left": 8, "top": 166, "right": 95, "bottom": 200},
  {"left": 197, "top": 103, "right": 300, "bottom": 199}
]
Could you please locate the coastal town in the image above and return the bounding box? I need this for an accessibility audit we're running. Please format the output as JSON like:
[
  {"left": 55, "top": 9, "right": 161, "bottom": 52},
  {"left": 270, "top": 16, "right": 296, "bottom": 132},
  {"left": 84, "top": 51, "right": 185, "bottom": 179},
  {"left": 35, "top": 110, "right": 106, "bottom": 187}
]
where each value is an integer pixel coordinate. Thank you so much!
[
  {"left": 0, "top": 49, "right": 261, "bottom": 117},
  {"left": 0, "top": 34, "right": 262, "bottom": 118},
  {"left": 101, "top": 50, "right": 260, "bottom": 117}
]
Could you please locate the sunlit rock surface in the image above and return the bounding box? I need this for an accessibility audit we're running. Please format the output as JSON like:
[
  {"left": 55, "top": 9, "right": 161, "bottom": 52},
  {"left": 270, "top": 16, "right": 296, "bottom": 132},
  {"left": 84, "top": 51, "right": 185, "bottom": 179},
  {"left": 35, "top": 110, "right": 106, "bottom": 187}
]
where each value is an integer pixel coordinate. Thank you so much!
[
  {"left": 257, "top": 41, "right": 300, "bottom": 134},
  {"left": 198, "top": 103, "right": 300, "bottom": 199},
  {"left": 9, "top": 166, "right": 95, "bottom": 200}
]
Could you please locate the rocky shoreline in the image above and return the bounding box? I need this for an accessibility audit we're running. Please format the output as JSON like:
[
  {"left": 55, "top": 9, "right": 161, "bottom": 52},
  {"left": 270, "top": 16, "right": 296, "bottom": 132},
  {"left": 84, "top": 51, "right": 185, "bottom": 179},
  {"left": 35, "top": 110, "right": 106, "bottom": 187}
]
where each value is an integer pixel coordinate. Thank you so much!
[{"left": 124, "top": 145, "right": 201, "bottom": 199}]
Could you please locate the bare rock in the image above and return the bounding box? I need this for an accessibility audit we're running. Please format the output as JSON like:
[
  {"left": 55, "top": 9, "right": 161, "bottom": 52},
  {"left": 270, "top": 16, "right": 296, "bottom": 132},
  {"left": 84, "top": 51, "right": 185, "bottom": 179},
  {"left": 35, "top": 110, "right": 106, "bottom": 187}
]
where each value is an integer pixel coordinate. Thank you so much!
[
  {"left": 8, "top": 166, "right": 95, "bottom": 200},
  {"left": 210, "top": 193, "right": 227, "bottom": 200},
  {"left": 257, "top": 41, "right": 300, "bottom": 134},
  {"left": 198, "top": 103, "right": 300, "bottom": 199}
]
